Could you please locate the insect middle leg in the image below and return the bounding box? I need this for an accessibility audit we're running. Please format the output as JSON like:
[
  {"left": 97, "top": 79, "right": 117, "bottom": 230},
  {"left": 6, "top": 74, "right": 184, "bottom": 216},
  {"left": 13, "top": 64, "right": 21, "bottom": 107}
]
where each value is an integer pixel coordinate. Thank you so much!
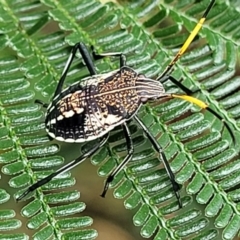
[
  {"left": 16, "top": 134, "right": 109, "bottom": 201},
  {"left": 101, "top": 122, "right": 134, "bottom": 197},
  {"left": 134, "top": 115, "right": 182, "bottom": 208}
]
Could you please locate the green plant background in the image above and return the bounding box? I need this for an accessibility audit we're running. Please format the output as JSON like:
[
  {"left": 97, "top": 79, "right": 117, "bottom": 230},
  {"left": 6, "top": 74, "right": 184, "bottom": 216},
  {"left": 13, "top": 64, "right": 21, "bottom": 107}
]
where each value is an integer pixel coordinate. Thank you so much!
[{"left": 0, "top": 0, "right": 240, "bottom": 239}]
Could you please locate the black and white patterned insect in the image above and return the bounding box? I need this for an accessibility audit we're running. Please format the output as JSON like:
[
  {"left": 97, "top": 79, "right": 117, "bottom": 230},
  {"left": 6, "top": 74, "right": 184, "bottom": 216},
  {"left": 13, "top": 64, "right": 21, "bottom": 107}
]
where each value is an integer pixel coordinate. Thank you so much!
[{"left": 17, "top": 0, "right": 234, "bottom": 208}]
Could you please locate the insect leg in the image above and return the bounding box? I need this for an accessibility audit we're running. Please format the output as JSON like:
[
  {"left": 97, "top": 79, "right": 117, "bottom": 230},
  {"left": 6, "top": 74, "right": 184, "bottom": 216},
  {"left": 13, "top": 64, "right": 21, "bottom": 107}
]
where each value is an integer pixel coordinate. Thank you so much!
[
  {"left": 53, "top": 42, "right": 97, "bottom": 99},
  {"left": 101, "top": 122, "right": 134, "bottom": 197},
  {"left": 91, "top": 46, "right": 126, "bottom": 67},
  {"left": 160, "top": 75, "right": 194, "bottom": 95},
  {"left": 35, "top": 99, "right": 49, "bottom": 108},
  {"left": 16, "top": 134, "right": 109, "bottom": 201},
  {"left": 134, "top": 115, "right": 182, "bottom": 208}
]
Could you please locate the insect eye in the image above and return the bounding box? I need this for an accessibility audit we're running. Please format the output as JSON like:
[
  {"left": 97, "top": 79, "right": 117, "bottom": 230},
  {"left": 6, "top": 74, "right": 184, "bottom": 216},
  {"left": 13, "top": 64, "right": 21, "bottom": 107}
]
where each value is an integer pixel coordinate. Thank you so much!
[
  {"left": 140, "top": 97, "right": 148, "bottom": 103},
  {"left": 138, "top": 74, "right": 145, "bottom": 78}
]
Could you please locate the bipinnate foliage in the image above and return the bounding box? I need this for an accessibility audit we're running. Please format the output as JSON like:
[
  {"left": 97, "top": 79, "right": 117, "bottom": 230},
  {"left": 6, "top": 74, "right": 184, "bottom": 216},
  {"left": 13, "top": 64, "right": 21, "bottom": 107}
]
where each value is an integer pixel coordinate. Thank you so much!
[{"left": 0, "top": 0, "right": 240, "bottom": 239}]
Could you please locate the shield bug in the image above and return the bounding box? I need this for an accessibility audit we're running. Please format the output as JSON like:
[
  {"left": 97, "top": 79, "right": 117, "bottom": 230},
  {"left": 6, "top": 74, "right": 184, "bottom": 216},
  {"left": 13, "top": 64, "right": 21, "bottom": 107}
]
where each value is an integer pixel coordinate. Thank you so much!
[{"left": 16, "top": 0, "right": 234, "bottom": 208}]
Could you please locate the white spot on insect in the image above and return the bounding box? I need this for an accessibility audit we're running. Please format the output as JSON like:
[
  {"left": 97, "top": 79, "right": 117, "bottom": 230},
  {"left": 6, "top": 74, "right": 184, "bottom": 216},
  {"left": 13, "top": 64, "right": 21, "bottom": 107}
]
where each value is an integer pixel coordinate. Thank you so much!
[
  {"left": 64, "top": 138, "right": 75, "bottom": 143},
  {"left": 50, "top": 119, "right": 56, "bottom": 124},
  {"left": 63, "top": 110, "right": 75, "bottom": 118},
  {"left": 57, "top": 115, "right": 64, "bottom": 121},
  {"left": 75, "top": 108, "right": 84, "bottom": 114},
  {"left": 55, "top": 136, "right": 65, "bottom": 141},
  {"left": 47, "top": 131, "right": 56, "bottom": 139},
  {"left": 104, "top": 114, "right": 122, "bottom": 125}
]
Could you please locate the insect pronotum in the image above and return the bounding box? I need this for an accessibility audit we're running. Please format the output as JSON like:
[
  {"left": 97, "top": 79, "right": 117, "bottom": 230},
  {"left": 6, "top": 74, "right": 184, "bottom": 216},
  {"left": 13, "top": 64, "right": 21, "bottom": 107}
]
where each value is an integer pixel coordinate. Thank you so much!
[{"left": 16, "top": 0, "right": 235, "bottom": 208}]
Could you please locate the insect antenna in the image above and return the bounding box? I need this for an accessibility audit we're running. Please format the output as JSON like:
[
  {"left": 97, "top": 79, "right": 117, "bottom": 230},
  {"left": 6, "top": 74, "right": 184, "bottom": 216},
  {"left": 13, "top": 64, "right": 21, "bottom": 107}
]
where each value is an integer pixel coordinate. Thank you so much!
[
  {"left": 155, "top": 0, "right": 235, "bottom": 143},
  {"left": 168, "top": 94, "right": 236, "bottom": 145},
  {"left": 157, "top": 0, "right": 215, "bottom": 80}
]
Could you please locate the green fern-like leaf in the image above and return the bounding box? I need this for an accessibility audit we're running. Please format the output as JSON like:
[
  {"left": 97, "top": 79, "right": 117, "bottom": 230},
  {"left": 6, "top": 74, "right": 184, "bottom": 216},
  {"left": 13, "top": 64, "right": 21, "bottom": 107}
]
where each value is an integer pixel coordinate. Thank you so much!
[{"left": 0, "top": 0, "right": 240, "bottom": 240}]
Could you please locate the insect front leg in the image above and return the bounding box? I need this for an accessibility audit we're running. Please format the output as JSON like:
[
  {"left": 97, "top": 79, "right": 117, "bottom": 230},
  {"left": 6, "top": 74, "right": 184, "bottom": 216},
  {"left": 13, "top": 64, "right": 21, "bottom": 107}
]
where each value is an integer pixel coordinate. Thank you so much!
[
  {"left": 16, "top": 134, "right": 109, "bottom": 201},
  {"left": 134, "top": 115, "right": 182, "bottom": 208},
  {"left": 91, "top": 46, "right": 126, "bottom": 68},
  {"left": 101, "top": 122, "right": 134, "bottom": 197},
  {"left": 53, "top": 42, "right": 97, "bottom": 99}
]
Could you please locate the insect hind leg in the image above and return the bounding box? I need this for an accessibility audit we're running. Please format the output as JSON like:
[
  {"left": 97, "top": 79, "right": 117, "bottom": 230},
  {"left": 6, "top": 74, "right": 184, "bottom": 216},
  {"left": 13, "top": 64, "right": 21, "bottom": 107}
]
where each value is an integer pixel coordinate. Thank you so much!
[
  {"left": 91, "top": 45, "right": 126, "bottom": 68},
  {"left": 16, "top": 134, "right": 109, "bottom": 201}
]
